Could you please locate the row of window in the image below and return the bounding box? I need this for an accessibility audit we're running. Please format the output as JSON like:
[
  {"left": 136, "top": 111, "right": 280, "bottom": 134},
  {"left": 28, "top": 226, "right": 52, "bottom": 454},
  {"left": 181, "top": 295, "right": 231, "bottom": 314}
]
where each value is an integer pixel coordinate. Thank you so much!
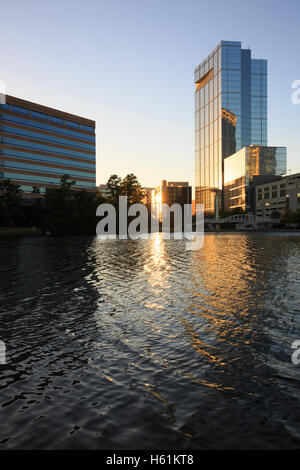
[
  {"left": 1, "top": 148, "right": 95, "bottom": 169},
  {"left": 0, "top": 112, "right": 95, "bottom": 142},
  {"left": 0, "top": 103, "right": 94, "bottom": 133},
  {"left": 1, "top": 137, "right": 95, "bottom": 161},
  {"left": 258, "top": 184, "right": 285, "bottom": 192},
  {"left": 4, "top": 161, "right": 94, "bottom": 179},
  {"left": 257, "top": 190, "right": 286, "bottom": 200},
  {"left": 3, "top": 171, "right": 95, "bottom": 187},
  {"left": 1, "top": 125, "right": 95, "bottom": 151}
]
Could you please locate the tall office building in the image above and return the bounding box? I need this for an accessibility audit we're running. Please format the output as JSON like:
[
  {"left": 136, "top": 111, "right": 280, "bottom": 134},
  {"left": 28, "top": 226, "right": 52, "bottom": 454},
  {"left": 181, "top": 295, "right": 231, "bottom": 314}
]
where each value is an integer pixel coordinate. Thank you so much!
[
  {"left": 194, "top": 41, "right": 267, "bottom": 212},
  {"left": 0, "top": 95, "right": 95, "bottom": 199}
]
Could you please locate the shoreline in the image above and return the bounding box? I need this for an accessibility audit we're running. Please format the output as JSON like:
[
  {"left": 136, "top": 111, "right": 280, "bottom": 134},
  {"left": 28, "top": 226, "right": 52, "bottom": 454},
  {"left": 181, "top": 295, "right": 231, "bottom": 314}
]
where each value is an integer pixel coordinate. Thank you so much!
[{"left": 0, "top": 227, "right": 300, "bottom": 238}]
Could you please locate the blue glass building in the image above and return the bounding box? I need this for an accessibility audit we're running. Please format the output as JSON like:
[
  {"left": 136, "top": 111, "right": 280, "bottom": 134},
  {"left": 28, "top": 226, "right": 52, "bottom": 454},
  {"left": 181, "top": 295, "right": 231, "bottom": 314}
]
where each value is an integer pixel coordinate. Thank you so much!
[
  {"left": 194, "top": 41, "right": 268, "bottom": 212},
  {"left": 0, "top": 95, "right": 95, "bottom": 199}
]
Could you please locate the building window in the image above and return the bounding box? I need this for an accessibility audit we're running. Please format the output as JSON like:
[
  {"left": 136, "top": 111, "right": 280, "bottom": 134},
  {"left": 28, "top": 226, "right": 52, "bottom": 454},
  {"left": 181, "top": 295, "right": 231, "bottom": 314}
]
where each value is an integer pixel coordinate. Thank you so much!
[
  {"left": 272, "top": 191, "right": 277, "bottom": 198},
  {"left": 11, "top": 105, "right": 30, "bottom": 115},
  {"left": 80, "top": 124, "right": 94, "bottom": 133},
  {"left": 32, "top": 111, "right": 48, "bottom": 120},
  {"left": 66, "top": 120, "right": 79, "bottom": 129},
  {"left": 49, "top": 115, "right": 64, "bottom": 125},
  {"left": 280, "top": 190, "right": 286, "bottom": 197}
]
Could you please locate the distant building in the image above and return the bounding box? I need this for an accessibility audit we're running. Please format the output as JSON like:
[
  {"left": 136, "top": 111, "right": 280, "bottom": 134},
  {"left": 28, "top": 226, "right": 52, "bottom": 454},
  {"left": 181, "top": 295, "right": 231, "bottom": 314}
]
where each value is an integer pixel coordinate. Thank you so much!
[
  {"left": 255, "top": 173, "right": 300, "bottom": 217},
  {"left": 0, "top": 95, "right": 96, "bottom": 200},
  {"left": 151, "top": 180, "right": 192, "bottom": 219},
  {"left": 224, "top": 145, "right": 287, "bottom": 212},
  {"left": 152, "top": 180, "right": 192, "bottom": 206},
  {"left": 98, "top": 184, "right": 111, "bottom": 199}
]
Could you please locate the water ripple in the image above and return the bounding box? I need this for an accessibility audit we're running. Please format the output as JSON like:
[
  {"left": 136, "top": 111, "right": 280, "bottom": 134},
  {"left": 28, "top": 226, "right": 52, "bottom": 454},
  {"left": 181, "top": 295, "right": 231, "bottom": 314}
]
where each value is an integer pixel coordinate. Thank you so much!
[{"left": 0, "top": 233, "right": 300, "bottom": 449}]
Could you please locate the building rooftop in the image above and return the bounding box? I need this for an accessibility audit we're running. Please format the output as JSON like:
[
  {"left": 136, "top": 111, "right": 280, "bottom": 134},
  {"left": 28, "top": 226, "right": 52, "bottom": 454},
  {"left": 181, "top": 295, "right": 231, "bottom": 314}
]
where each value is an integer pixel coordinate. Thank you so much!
[{"left": 4, "top": 95, "right": 95, "bottom": 128}]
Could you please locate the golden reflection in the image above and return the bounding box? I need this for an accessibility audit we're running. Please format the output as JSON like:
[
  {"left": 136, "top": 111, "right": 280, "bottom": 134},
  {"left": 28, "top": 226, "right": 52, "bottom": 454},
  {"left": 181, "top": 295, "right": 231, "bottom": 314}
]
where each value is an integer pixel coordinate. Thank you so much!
[
  {"left": 145, "top": 383, "right": 176, "bottom": 423},
  {"left": 146, "top": 233, "right": 167, "bottom": 269},
  {"left": 180, "top": 316, "right": 222, "bottom": 365},
  {"left": 175, "top": 234, "right": 269, "bottom": 390},
  {"left": 195, "top": 68, "right": 214, "bottom": 91},
  {"left": 141, "top": 233, "right": 171, "bottom": 313},
  {"left": 189, "top": 235, "right": 258, "bottom": 329},
  {"left": 155, "top": 194, "right": 161, "bottom": 205}
]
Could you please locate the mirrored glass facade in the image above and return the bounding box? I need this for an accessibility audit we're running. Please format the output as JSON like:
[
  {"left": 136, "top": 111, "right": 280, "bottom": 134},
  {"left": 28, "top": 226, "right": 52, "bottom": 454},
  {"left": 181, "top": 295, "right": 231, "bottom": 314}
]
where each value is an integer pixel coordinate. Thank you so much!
[
  {"left": 0, "top": 96, "right": 95, "bottom": 198},
  {"left": 223, "top": 146, "right": 287, "bottom": 212},
  {"left": 194, "top": 41, "right": 267, "bottom": 212}
]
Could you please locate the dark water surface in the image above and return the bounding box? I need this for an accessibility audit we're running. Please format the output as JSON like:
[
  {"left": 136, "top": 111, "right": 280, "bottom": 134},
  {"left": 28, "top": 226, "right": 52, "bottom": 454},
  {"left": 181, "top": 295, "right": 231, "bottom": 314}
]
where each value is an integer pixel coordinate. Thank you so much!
[{"left": 0, "top": 233, "right": 300, "bottom": 450}]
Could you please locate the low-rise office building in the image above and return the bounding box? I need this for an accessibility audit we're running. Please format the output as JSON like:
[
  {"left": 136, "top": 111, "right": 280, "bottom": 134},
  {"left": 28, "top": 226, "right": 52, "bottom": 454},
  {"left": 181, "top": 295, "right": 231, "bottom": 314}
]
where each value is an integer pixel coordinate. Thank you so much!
[
  {"left": 255, "top": 173, "right": 300, "bottom": 217},
  {"left": 0, "top": 95, "right": 96, "bottom": 200},
  {"left": 224, "top": 145, "right": 287, "bottom": 212}
]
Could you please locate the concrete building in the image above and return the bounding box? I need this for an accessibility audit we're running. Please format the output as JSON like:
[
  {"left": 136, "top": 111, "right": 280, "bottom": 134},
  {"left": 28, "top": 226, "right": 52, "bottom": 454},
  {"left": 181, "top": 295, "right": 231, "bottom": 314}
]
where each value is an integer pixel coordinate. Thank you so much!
[{"left": 255, "top": 173, "right": 300, "bottom": 217}]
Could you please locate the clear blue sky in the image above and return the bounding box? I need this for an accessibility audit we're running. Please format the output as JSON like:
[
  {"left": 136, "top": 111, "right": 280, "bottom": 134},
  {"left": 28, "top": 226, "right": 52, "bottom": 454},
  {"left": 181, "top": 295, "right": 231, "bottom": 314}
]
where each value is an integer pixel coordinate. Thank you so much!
[{"left": 1, "top": 0, "right": 300, "bottom": 188}]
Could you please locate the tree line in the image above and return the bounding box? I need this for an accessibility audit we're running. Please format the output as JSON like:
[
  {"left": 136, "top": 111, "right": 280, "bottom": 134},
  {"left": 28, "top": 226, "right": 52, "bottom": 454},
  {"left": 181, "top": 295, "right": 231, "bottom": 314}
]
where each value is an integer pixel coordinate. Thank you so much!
[
  {"left": 0, "top": 173, "right": 146, "bottom": 235},
  {"left": 1, "top": 174, "right": 299, "bottom": 235}
]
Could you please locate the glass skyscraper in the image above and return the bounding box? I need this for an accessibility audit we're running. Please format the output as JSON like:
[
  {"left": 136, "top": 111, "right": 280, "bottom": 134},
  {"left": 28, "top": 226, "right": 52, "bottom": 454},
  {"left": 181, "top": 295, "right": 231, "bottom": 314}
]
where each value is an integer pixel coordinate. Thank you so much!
[
  {"left": 0, "top": 95, "right": 95, "bottom": 199},
  {"left": 194, "top": 41, "right": 267, "bottom": 212}
]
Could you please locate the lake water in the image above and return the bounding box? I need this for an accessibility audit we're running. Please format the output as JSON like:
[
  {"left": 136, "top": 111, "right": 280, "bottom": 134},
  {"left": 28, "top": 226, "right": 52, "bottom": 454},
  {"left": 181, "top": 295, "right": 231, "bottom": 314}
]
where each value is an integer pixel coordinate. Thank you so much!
[{"left": 0, "top": 233, "right": 300, "bottom": 450}]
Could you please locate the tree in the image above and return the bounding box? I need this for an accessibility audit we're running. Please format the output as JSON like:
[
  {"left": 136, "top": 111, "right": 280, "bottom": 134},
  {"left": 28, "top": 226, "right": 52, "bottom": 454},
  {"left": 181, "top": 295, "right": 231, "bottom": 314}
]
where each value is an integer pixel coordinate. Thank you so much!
[
  {"left": 281, "top": 208, "right": 300, "bottom": 227},
  {"left": 44, "top": 174, "right": 76, "bottom": 234},
  {"left": 0, "top": 179, "right": 22, "bottom": 227},
  {"left": 70, "top": 189, "right": 98, "bottom": 235},
  {"left": 120, "top": 173, "right": 145, "bottom": 204},
  {"left": 58, "top": 174, "right": 76, "bottom": 195},
  {"left": 105, "top": 173, "right": 145, "bottom": 206},
  {"left": 271, "top": 210, "right": 281, "bottom": 219},
  {"left": 295, "top": 209, "right": 300, "bottom": 227},
  {"left": 281, "top": 209, "right": 294, "bottom": 226},
  {"left": 106, "top": 174, "right": 122, "bottom": 205}
]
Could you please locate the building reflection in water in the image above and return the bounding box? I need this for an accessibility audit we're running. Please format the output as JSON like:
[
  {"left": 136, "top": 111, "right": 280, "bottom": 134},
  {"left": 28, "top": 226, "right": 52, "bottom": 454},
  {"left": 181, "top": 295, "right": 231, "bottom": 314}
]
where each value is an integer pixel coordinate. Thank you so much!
[{"left": 178, "top": 234, "right": 275, "bottom": 392}]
